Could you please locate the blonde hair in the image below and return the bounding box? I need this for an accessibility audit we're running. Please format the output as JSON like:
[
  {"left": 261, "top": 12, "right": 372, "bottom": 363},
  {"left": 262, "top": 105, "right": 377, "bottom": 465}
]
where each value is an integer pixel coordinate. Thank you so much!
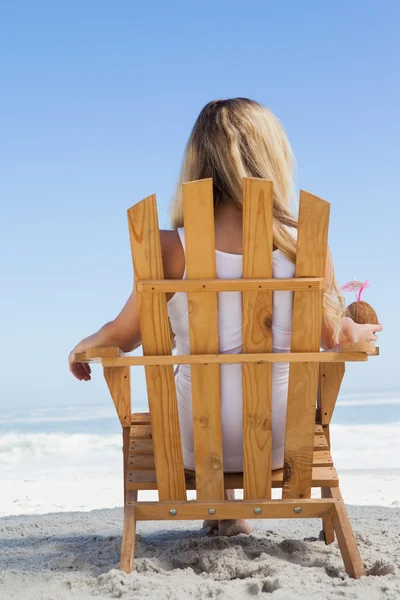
[{"left": 170, "top": 98, "right": 344, "bottom": 344}]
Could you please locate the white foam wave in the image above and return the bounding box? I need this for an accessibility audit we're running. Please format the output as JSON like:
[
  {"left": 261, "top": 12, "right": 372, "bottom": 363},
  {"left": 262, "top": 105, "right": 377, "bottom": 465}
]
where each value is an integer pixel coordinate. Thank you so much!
[
  {"left": 330, "top": 423, "right": 400, "bottom": 470},
  {"left": 338, "top": 398, "right": 400, "bottom": 407},
  {"left": 0, "top": 433, "right": 122, "bottom": 480},
  {"left": 1, "top": 432, "right": 121, "bottom": 458},
  {"left": 338, "top": 390, "right": 400, "bottom": 407},
  {"left": 2, "top": 421, "right": 399, "bottom": 473}
]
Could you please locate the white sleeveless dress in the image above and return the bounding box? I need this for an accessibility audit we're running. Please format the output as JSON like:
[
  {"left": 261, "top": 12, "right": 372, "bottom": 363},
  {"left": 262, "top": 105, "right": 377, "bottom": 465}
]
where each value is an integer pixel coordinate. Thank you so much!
[{"left": 167, "top": 228, "right": 295, "bottom": 472}]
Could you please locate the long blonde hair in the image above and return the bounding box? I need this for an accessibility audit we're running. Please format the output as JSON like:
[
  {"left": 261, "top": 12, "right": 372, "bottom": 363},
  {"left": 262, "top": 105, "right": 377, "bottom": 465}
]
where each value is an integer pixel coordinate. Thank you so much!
[{"left": 170, "top": 98, "right": 344, "bottom": 344}]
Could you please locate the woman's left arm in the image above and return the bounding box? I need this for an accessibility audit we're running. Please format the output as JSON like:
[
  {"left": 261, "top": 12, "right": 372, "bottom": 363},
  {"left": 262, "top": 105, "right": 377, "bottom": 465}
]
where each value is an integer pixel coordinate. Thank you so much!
[{"left": 68, "top": 290, "right": 141, "bottom": 381}]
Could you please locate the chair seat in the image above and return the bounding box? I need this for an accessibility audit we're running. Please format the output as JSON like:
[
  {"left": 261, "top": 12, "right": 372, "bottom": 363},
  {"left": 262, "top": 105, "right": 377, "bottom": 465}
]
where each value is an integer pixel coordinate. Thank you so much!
[{"left": 127, "top": 413, "right": 338, "bottom": 491}]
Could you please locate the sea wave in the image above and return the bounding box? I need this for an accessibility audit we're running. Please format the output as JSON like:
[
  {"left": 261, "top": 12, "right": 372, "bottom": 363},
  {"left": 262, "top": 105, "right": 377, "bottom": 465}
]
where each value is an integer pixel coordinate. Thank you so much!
[
  {"left": 338, "top": 397, "right": 400, "bottom": 407},
  {"left": 0, "top": 432, "right": 122, "bottom": 472},
  {"left": 330, "top": 423, "right": 400, "bottom": 470},
  {"left": 1, "top": 422, "right": 399, "bottom": 474},
  {"left": 338, "top": 390, "right": 400, "bottom": 406}
]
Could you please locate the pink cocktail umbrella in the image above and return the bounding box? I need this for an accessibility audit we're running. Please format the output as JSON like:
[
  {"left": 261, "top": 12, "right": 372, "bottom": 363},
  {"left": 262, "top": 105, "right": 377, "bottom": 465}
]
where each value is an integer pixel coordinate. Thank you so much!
[{"left": 341, "top": 280, "right": 369, "bottom": 302}]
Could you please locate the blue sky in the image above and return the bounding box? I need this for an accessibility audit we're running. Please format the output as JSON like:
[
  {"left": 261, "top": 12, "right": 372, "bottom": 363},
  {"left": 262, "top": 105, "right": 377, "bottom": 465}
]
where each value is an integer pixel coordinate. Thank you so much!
[{"left": 1, "top": 0, "right": 398, "bottom": 408}]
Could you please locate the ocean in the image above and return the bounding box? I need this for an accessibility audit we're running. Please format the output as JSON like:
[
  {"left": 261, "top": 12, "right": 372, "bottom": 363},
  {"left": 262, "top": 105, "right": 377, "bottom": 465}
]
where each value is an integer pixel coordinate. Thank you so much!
[{"left": 1, "top": 390, "right": 400, "bottom": 516}]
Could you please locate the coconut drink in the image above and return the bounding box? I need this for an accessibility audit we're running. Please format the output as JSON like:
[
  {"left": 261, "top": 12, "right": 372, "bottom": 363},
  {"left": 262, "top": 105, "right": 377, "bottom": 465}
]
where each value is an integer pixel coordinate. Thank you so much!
[{"left": 341, "top": 280, "right": 379, "bottom": 324}]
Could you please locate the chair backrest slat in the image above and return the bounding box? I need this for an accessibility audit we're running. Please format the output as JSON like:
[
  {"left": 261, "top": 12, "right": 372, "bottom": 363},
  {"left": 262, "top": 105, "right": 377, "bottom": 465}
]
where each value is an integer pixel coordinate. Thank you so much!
[
  {"left": 242, "top": 179, "right": 274, "bottom": 499},
  {"left": 128, "top": 195, "right": 186, "bottom": 501},
  {"left": 283, "top": 191, "right": 329, "bottom": 499},
  {"left": 182, "top": 179, "right": 224, "bottom": 501}
]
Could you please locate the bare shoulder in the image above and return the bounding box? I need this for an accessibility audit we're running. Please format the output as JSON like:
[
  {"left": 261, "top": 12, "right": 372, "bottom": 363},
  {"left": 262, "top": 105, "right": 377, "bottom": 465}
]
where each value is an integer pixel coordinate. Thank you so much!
[{"left": 160, "top": 230, "right": 185, "bottom": 279}]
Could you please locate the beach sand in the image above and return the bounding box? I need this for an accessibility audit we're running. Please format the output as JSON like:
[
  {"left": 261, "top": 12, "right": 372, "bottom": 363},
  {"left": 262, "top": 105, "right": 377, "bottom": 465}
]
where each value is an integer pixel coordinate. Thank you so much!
[{"left": 1, "top": 504, "right": 399, "bottom": 600}]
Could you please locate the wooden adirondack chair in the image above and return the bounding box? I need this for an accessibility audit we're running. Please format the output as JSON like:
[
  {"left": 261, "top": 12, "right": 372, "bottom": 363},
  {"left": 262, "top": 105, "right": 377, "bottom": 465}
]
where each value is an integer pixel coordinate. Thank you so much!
[{"left": 77, "top": 178, "right": 377, "bottom": 578}]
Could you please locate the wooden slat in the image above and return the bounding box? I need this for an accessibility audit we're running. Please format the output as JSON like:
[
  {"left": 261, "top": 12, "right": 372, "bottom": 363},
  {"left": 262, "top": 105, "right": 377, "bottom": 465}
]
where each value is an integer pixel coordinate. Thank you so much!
[
  {"left": 129, "top": 454, "right": 155, "bottom": 469},
  {"left": 128, "top": 440, "right": 338, "bottom": 459},
  {"left": 101, "top": 350, "right": 369, "bottom": 367},
  {"left": 127, "top": 465, "right": 339, "bottom": 490},
  {"left": 283, "top": 191, "right": 330, "bottom": 500},
  {"left": 314, "top": 434, "right": 329, "bottom": 450},
  {"left": 182, "top": 179, "right": 224, "bottom": 501},
  {"left": 313, "top": 451, "right": 333, "bottom": 466},
  {"left": 127, "top": 449, "right": 332, "bottom": 471},
  {"left": 130, "top": 424, "right": 152, "bottom": 439},
  {"left": 77, "top": 345, "right": 376, "bottom": 364},
  {"left": 137, "top": 277, "right": 324, "bottom": 293},
  {"left": 319, "top": 363, "right": 345, "bottom": 425},
  {"left": 85, "top": 346, "right": 122, "bottom": 358},
  {"left": 75, "top": 347, "right": 122, "bottom": 363},
  {"left": 342, "top": 342, "right": 376, "bottom": 355},
  {"left": 242, "top": 178, "right": 273, "bottom": 500},
  {"left": 238, "top": 465, "right": 329, "bottom": 488},
  {"left": 128, "top": 470, "right": 157, "bottom": 485},
  {"left": 135, "top": 499, "right": 335, "bottom": 521},
  {"left": 128, "top": 195, "right": 186, "bottom": 501},
  {"left": 129, "top": 439, "right": 153, "bottom": 453},
  {"left": 103, "top": 367, "right": 131, "bottom": 427},
  {"left": 131, "top": 412, "right": 151, "bottom": 424}
]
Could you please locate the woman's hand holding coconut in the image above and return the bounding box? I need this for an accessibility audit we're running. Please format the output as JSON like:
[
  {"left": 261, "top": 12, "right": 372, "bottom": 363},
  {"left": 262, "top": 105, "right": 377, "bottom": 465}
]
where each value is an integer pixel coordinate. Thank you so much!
[
  {"left": 341, "top": 317, "right": 382, "bottom": 344},
  {"left": 341, "top": 280, "right": 382, "bottom": 344}
]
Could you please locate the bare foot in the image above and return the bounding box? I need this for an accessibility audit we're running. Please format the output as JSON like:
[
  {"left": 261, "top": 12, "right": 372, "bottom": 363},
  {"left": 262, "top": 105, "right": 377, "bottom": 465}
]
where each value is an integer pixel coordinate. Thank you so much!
[
  {"left": 218, "top": 519, "right": 253, "bottom": 536},
  {"left": 202, "top": 519, "right": 219, "bottom": 535}
]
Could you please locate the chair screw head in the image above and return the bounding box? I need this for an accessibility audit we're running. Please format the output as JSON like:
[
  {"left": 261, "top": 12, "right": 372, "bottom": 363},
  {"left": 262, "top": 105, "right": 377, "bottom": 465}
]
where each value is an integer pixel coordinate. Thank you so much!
[
  {"left": 254, "top": 507, "right": 262, "bottom": 515},
  {"left": 294, "top": 506, "right": 302, "bottom": 514},
  {"left": 208, "top": 508, "right": 216, "bottom": 516},
  {"left": 169, "top": 509, "right": 177, "bottom": 516}
]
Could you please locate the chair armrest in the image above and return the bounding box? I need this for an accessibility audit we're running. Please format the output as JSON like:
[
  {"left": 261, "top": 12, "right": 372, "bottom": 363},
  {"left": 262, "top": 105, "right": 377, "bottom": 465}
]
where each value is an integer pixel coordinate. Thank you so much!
[
  {"left": 75, "top": 347, "right": 123, "bottom": 362},
  {"left": 341, "top": 342, "right": 378, "bottom": 356}
]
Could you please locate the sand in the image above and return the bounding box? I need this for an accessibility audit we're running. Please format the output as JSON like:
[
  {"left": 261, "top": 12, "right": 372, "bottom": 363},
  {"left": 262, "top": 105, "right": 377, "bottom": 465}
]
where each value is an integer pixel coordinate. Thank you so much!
[{"left": 1, "top": 505, "right": 399, "bottom": 600}]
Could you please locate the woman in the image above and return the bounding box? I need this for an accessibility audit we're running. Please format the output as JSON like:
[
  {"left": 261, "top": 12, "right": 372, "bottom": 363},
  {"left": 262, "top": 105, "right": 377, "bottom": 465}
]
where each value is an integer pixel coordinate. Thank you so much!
[{"left": 69, "top": 98, "right": 382, "bottom": 536}]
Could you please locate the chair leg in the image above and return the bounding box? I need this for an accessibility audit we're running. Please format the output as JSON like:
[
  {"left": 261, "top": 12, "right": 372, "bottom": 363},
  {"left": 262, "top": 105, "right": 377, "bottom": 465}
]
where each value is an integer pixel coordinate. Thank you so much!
[
  {"left": 330, "top": 487, "right": 365, "bottom": 578},
  {"left": 121, "top": 428, "right": 137, "bottom": 573},
  {"left": 120, "top": 501, "right": 137, "bottom": 573},
  {"left": 321, "top": 487, "right": 335, "bottom": 544},
  {"left": 123, "top": 427, "right": 130, "bottom": 508}
]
